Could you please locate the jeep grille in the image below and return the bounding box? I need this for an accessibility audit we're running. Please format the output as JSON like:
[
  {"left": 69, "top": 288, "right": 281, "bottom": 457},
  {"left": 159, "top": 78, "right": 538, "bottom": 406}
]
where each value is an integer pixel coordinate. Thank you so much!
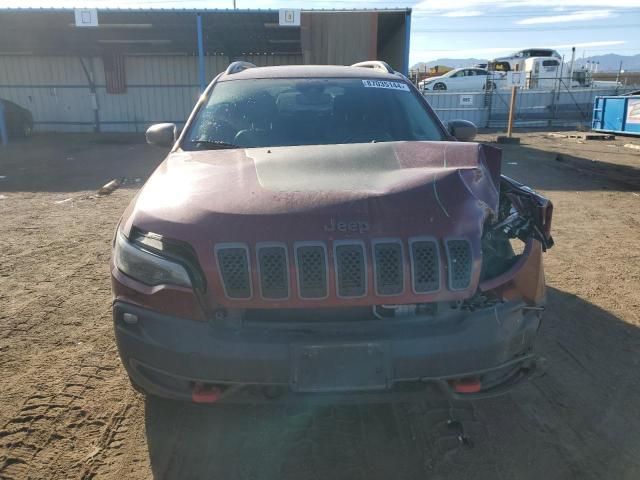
[
  {"left": 373, "top": 241, "right": 404, "bottom": 296},
  {"left": 257, "top": 245, "right": 289, "bottom": 299},
  {"left": 446, "top": 239, "right": 472, "bottom": 290},
  {"left": 215, "top": 245, "right": 251, "bottom": 299},
  {"left": 295, "top": 244, "right": 328, "bottom": 299},
  {"left": 410, "top": 239, "right": 440, "bottom": 293},
  {"left": 214, "top": 237, "right": 471, "bottom": 301},
  {"left": 334, "top": 243, "right": 367, "bottom": 298}
]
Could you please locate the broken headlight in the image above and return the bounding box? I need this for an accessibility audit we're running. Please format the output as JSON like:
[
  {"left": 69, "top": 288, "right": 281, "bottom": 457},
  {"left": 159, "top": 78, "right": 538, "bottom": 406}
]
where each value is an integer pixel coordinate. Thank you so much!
[{"left": 480, "top": 176, "right": 554, "bottom": 282}]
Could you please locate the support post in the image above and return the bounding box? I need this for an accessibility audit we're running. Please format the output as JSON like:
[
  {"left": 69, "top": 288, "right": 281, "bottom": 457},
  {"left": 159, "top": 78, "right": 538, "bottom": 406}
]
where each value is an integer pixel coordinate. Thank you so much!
[
  {"left": 497, "top": 86, "right": 520, "bottom": 144},
  {"left": 0, "top": 101, "right": 8, "bottom": 146},
  {"left": 197, "top": 13, "right": 206, "bottom": 93},
  {"left": 568, "top": 46, "right": 576, "bottom": 88},
  {"left": 402, "top": 10, "right": 411, "bottom": 76},
  {"left": 79, "top": 57, "right": 100, "bottom": 133},
  {"left": 507, "top": 85, "right": 518, "bottom": 138}
]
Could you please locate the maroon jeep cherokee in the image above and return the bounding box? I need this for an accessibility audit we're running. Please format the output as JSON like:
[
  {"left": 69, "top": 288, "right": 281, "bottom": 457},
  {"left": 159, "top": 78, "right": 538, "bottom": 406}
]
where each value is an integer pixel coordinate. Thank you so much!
[{"left": 111, "top": 62, "right": 553, "bottom": 403}]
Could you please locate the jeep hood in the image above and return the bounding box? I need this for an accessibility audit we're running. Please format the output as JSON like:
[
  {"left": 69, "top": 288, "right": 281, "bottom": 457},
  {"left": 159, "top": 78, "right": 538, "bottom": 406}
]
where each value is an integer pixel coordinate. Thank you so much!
[{"left": 124, "top": 141, "right": 501, "bottom": 234}]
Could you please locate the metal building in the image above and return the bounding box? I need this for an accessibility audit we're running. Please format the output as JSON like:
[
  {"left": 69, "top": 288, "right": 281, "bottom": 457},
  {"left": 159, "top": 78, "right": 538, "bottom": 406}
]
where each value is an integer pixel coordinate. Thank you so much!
[{"left": 0, "top": 8, "right": 411, "bottom": 132}]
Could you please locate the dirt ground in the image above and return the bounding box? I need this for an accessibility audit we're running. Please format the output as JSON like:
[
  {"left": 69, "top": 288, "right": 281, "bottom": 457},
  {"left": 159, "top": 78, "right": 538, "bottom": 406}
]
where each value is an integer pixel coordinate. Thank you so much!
[{"left": 1, "top": 131, "right": 639, "bottom": 480}]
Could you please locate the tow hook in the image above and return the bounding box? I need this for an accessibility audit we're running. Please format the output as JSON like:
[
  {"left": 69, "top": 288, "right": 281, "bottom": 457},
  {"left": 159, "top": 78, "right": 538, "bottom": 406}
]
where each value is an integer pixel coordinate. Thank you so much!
[
  {"left": 449, "top": 377, "right": 482, "bottom": 394},
  {"left": 192, "top": 382, "right": 222, "bottom": 403}
]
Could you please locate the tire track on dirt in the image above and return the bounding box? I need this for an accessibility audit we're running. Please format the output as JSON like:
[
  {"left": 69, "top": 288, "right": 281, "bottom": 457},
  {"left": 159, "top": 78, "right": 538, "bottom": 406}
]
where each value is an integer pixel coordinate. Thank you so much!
[{"left": 0, "top": 353, "right": 130, "bottom": 479}]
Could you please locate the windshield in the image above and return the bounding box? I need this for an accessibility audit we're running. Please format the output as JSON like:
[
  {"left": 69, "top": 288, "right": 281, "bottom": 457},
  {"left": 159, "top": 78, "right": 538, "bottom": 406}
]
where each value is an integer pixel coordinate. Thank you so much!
[{"left": 184, "top": 78, "right": 444, "bottom": 149}]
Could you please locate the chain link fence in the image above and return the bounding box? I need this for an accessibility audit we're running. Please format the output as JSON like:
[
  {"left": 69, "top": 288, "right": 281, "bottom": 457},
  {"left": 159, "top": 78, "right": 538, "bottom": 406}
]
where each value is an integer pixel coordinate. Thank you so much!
[{"left": 423, "top": 79, "right": 637, "bottom": 129}]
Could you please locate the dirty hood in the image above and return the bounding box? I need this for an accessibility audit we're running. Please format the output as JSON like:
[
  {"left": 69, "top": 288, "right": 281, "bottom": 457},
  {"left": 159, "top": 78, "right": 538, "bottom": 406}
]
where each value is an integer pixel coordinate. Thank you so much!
[{"left": 125, "top": 141, "right": 501, "bottom": 237}]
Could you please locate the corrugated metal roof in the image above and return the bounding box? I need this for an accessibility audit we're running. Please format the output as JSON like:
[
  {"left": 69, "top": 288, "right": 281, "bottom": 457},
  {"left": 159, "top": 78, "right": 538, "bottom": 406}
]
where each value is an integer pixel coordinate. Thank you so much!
[
  {"left": 0, "top": 7, "right": 411, "bottom": 13},
  {"left": 0, "top": 8, "right": 409, "bottom": 57}
]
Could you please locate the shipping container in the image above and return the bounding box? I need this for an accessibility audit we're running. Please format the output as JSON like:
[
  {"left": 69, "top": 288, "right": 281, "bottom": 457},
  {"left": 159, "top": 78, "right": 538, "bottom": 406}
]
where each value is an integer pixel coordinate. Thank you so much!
[{"left": 592, "top": 95, "right": 640, "bottom": 137}]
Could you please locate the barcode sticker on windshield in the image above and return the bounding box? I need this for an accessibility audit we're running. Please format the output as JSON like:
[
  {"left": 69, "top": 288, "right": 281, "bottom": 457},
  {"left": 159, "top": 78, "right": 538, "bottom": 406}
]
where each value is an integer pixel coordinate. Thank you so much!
[{"left": 362, "top": 80, "right": 410, "bottom": 91}]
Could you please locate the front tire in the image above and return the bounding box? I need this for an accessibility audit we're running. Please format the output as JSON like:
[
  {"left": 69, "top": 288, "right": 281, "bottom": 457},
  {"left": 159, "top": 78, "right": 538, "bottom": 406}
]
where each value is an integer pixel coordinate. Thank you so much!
[{"left": 433, "top": 82, "right": 447, "bottom": 91}]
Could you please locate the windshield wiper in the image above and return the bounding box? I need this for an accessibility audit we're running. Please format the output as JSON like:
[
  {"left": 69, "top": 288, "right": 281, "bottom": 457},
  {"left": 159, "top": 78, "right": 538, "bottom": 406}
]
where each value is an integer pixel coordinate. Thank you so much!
[{"left": 189, "top": 140, "right": 241, "bottom": 150}]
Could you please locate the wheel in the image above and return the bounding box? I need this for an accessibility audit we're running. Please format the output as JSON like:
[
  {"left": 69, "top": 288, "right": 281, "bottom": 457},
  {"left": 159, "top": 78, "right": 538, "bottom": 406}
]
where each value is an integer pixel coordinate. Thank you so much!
[{"left": 433, "top": 82, "right": 447, "bottom": 91}]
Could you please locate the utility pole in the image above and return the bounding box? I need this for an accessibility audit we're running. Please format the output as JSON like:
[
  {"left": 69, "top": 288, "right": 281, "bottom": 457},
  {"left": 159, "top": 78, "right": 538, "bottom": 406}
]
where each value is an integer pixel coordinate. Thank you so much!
[
  {"left": 616, "top": 61, "right": 623, "bottom": 84},
  {"left": 568, "top": 47, "right": 576, "bottom": 88}
]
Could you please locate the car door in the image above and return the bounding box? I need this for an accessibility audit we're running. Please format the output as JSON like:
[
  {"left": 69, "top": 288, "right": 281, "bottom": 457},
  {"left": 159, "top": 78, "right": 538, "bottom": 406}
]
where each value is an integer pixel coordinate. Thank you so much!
[
  {"left": 447, "top": 70, "right": 466, "bottom": 91},
  {"left": 458, "top": 69, "right": 479, "bottom": 91}
]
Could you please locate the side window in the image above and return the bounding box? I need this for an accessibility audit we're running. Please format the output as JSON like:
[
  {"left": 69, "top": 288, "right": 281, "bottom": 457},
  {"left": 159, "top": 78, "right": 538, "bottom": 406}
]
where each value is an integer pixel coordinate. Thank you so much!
[
  {"left": 475, "top": 69, "right": 487, "bottom": 76},
  {"left": 466, "top": 70, "right": 475, "bottom": 76}
]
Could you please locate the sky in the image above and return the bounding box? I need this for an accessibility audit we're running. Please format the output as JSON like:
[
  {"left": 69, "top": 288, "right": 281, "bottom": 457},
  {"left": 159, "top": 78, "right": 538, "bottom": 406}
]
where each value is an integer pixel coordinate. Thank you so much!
[{"left": 1, "top": 0, "right": 639, "bottom": 66}]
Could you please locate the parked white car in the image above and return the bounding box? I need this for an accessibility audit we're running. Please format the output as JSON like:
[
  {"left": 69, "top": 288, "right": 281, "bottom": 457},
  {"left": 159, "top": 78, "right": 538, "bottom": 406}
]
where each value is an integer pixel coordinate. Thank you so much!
[{"left": 421, "top": 68, "right": 495, "bottom": 92}]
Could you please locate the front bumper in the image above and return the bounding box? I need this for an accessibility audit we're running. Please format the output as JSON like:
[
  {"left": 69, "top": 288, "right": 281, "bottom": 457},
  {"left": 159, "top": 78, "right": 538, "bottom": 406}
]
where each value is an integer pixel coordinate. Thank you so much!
[{"left": 113, "top": 301, "right": 542, "bottom": 403}]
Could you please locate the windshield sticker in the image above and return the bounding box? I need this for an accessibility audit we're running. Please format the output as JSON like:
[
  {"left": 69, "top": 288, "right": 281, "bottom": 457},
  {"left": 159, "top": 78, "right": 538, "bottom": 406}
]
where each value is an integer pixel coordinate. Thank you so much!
[{"left": 362, "top": 79, "right": 410, "bottom": 91}]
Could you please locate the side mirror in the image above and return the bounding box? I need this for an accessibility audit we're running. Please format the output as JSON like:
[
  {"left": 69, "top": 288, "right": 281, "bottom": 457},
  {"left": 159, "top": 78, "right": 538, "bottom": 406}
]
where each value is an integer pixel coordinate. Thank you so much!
[
  {"left": 447, "top": 119, "right": 477, "bottom": 142},
  {"left": 146, "top": 123, "right": 176, "bottom": 148}
]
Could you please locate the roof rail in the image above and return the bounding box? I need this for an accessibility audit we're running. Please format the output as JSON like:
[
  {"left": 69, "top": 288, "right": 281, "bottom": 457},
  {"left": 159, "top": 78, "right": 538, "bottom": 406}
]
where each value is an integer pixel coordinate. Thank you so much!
[
  {"left": 350, "top": 61, "right": 395, "bottom": 74},
  {"left": 225, "top": 61, "right": 257, "bottom": 75}
]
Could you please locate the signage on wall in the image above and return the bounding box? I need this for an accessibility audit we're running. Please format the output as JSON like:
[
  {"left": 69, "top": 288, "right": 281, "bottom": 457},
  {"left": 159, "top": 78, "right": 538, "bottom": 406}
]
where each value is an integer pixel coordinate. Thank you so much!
[
  {"left": 627, "top": 99, "right": 640, "bottom": 124},
  {"left": 74, "top": 9, "right": 99, "bottom": 27},
  {"left": 279, "top": 9, "right": 301, "bottom": 27},
  {"left": 510, "top": 72, "right": 525, "bottom": 87},
  {"left": 459, "top": 95, "right": 474, "bottom": 106}
]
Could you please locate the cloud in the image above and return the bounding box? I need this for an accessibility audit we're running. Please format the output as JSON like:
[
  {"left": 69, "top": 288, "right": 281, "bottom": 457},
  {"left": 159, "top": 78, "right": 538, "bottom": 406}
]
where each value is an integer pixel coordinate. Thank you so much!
[
  {"left": 517, "top": 10, "right": 615, "bottom": 24},
  {"left": 440, "top": 10, "right": 484, "bottom": 17},
  {"left": 414, "top": 0, "right": 640, "bottom": 11},
  {"left": 552, "top": 40, "right": 626, "bottom": 49}
]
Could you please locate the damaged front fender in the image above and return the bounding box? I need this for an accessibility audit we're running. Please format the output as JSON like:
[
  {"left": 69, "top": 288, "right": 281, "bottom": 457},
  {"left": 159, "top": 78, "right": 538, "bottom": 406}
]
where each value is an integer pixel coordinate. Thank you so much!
[{"left": 479, "top": 176, "right": 553, "bottom": 305}]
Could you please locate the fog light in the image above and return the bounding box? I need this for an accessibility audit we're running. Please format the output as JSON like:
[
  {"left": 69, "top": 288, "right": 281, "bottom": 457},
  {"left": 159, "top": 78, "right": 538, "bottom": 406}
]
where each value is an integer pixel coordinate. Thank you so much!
[{"left": 123, "top": 312, "right": 139, "bottom": 325}]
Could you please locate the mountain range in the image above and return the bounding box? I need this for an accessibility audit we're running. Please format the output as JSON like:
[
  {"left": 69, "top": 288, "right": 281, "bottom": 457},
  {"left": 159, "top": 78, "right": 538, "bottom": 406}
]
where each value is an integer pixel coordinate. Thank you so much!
[{"left": 412, "top": 54, "right": 640, "bottom": 72}]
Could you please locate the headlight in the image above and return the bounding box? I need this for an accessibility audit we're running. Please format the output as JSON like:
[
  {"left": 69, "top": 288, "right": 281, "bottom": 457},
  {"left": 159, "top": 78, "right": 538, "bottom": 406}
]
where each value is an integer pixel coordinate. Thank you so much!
[{"left": 114, "top": 232, "right": 192, "bottom": 288}]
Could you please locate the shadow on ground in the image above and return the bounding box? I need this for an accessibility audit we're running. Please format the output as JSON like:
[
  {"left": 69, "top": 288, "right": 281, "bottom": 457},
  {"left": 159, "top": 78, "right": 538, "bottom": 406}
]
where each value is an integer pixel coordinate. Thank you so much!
[
  {"left": 494, "top": 143, "right": 640, "bottom": 192},
  {"left": 0, "top": 134, "right": 166, "bottom": 193},
  {"left": 143, "top": 287, "right": 640, "bottom": 480}
]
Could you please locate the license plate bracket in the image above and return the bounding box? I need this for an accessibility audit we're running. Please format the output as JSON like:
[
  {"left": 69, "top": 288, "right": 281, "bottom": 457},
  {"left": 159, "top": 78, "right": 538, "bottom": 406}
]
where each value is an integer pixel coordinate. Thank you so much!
[{"left": 291, "top": 343, "right": 389, "bottom": 393}]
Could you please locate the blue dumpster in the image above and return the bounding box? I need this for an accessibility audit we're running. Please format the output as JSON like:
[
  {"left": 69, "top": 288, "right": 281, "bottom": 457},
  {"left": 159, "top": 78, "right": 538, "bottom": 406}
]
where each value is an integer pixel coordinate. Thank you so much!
[{"left": 592, "top": 95, "right": 640, "bottom": 137}]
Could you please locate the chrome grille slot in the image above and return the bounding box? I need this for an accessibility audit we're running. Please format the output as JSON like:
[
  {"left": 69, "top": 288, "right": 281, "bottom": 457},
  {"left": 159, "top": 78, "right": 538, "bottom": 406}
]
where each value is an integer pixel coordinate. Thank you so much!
[
  {"left": 410, "top": 238, "right": 440, "bottom": 293},
  {"left": 257, "top": 244, "right": 289, "bottom": 299},
  {"left": 295, "top": 244, "right": 328, "bottom": 299},
  {"left": 334, "top": 242, "right": 366, "bottom": 298},
  {"left": 215, "top": 245, "right": 251, "bottom": 299},
  {"left": 446, "top": 239, "right": 472, "bottom": 290},
  {"left": 373, "top": 241, "right": 404, "bottom": 296}
]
